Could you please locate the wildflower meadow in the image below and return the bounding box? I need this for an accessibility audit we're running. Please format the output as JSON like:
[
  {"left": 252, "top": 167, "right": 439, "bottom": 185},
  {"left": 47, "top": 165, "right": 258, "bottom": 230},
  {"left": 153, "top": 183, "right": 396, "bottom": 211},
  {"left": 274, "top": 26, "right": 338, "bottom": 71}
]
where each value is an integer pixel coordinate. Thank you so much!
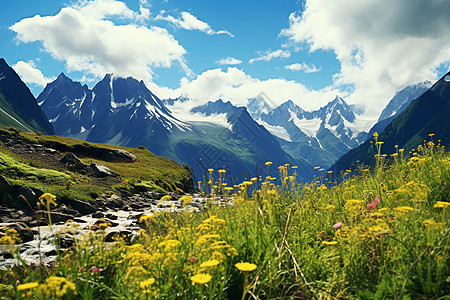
[{"left": 1, "top": 136, "right": 449, "bottom": 299}]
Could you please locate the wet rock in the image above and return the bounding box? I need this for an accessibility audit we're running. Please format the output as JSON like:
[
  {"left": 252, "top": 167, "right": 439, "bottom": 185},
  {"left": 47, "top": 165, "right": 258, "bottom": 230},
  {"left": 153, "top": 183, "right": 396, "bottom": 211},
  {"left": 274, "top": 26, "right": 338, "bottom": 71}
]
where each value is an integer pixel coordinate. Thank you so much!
[
  {"left": 105, "top": 230, "right": 132, "bottom": 243},
  {"left": 56, "top": 204, "right": 81, "bottom": 218},
  {"left": 35, "top": 211, "right": 74, "bottom": 224},
  {"left": 44, "top": 250, "right": 57, "bottom": 257},
  {"left": 58, "top": 233, "right": 75, "bottom": 249},
  {"left": 5, "top": 222, "right": 34, "bottom": 243},
  {"left": 92, "top": 212, "right": 104, "bottom": 219},
  {"left": 62, "top": 198, "right": 96, "bottom": 215},
  {"left": 144, "top": 191, "right": 159, "bottom": 199},
  {"left": 88, "top": 218, "right": 118, "bottom": 230},
  {"left": 0, "top": 206, "right": 15, "bottom": 216},
  {"left": 90, "top": 162, "right": 116, "bottom": 178},
  {"left": 105, "top": 213, "right": 118, "bottom": 220}
]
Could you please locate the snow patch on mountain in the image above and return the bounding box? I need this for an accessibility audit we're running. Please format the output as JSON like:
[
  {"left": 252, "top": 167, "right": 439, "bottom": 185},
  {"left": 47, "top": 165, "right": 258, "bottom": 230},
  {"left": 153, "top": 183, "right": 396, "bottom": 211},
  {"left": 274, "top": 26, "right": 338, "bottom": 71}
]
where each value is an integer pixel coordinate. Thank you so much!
[
  {"left": 257, "top": 120, "right": 292, "bottom": 142},
  {"left": 111, "top": 97, "right": 134, "bottom": 108},
  {"left": 167, "top": 101, "right": 232, "bottom": 130},
  {"left": 290, "top": 113, "right": 321, "bottom": 137}
]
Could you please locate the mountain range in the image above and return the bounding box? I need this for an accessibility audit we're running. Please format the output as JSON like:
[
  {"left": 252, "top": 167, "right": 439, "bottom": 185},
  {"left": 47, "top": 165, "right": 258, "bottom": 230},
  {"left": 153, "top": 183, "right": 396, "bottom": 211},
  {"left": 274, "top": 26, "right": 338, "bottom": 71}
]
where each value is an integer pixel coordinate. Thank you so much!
[
  {"left": 1, "top": 57, "right": 447, "bottom": 184},
  {"left": 256, "top": 96, "right": 368, "bottom": 169},
  {"left": 37, "top": 72, "right": 314, "bottom": 182}
]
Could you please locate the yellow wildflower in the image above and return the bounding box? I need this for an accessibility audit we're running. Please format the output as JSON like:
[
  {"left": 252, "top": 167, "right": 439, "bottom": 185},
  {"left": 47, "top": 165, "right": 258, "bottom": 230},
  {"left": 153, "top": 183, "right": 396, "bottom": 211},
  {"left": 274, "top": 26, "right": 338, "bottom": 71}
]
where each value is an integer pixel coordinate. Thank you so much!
[
  {"left": 394, "top": 206, "right": 414, "bottom": 212},
  {"left": 140, "top": 278, "right": 155, "bottom": 289},
  {"left": 39, "top": 193, "right": 57, "bottom": 208},
  {"left": 191, "top": 273, "right": 212, "bottom": 284},
  {"left": 200, "top": 259, "right": 220, "bottom": 268},
  {"left": 235, "top": 262, "right": 257, "bottom": 272},
  {"left": 434, "top": 201, "right": 450, "bottom": 208},
  {"left": 39, "top": 276, "right": 76, "bottom": 297},
  {"left": 322, "top": 241, "right": 338, "bottom": 246},
  {"left": 17, "top": 282, "right": 39, "bottom": 291}
]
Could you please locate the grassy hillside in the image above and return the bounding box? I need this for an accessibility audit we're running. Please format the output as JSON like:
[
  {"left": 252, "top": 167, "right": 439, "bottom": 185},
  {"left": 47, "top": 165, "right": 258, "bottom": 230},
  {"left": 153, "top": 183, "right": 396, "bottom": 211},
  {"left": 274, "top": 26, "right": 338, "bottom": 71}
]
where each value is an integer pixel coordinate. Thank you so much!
[
  {"left": 330, "top": 73, "right": 450, "bottom": 178},
  {"left": 0, "top": 128, "right": 193, "bottom": 201},
  {"left": 0, "top": 136, "right": 448, "bottom": 299}
]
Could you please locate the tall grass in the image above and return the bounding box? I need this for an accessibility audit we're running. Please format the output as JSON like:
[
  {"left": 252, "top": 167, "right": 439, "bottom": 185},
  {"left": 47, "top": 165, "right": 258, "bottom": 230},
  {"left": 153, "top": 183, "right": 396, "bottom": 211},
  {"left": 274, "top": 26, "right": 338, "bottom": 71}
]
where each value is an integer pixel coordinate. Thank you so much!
[{"left": 1, "top": 138, "right": 449, "bottom": 299}]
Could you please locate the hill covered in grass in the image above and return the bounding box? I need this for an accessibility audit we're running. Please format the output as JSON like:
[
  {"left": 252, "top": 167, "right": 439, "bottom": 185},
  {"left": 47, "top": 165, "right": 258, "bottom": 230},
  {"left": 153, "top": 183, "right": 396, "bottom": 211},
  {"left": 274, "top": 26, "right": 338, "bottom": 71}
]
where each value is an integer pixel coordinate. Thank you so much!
[
  {"left": 0, "top": 128, "right": 194, "bottom": 203},
  {"left": 0, "top": 135, "right": 448, "bottom": 299}
]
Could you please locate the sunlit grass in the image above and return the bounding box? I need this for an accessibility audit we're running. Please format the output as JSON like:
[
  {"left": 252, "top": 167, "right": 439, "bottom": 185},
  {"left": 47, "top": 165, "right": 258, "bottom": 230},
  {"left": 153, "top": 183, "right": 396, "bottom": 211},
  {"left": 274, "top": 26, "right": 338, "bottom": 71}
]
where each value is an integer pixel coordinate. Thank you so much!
[
  {"left": 1, "top": 136, "right": 449, "bottom": 299},
  {"left": 0, "top": 130, "right": 192, "bottom": 202}
]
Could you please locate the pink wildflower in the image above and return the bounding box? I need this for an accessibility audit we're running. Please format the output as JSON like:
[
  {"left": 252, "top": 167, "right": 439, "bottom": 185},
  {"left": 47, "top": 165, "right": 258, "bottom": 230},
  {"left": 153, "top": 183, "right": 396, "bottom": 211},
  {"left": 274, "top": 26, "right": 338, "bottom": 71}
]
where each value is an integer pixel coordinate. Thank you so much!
[
  {"left": 333, "top": 222, "right": 342, "bottom": 228},
  {"left": 368, "top": 202, "right": 377, "bottom": 209},
  {"left": 374, "top": 197, "right": 380, "bottom": 204},
  {"left": 190, "top": 257, "right": 197, "bottom": 263},
  {"left": 92, "top": 268, "right": 99, "bottom": 273}
]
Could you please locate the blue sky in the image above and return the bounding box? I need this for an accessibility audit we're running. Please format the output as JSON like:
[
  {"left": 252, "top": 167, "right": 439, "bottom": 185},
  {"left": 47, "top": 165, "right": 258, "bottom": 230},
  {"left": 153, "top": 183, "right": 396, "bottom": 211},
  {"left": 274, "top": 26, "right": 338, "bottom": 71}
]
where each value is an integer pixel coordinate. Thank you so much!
[{"left": 1, "top": 0, "right": 450, "bottom": 117}]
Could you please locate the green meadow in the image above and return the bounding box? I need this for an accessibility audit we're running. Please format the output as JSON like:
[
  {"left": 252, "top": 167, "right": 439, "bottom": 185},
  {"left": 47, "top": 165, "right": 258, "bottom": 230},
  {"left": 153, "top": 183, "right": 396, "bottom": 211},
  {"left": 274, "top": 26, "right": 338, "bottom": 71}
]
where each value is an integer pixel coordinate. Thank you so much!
[{"left": 1, "top": 136, "right": 449, "bottom": 299}]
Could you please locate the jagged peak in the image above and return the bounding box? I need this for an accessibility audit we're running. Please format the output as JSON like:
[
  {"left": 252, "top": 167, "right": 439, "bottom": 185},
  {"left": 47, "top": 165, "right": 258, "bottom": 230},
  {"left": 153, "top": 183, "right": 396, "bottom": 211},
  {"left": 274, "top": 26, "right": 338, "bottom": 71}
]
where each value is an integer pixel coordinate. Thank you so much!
[
  {"left": 55, "top": 72, "right": 72, "bottom": 83},
  {"left": 332, "top": 95, "right": 344, "bottom": 104},
  {"left": 0, "top": 58, "right": 8, "bottom": 67}
]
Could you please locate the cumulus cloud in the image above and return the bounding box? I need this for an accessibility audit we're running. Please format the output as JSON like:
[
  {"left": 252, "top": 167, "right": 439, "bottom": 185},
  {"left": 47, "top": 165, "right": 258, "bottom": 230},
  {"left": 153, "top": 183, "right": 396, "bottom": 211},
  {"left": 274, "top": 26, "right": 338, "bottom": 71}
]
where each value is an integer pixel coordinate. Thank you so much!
[
  {"left": 249, "top": 49, "right": 290, "bottom": 64},
  {"left": 284, "top": 62, "right": 321, "bottom": 73},
  {"left": 281, "top": 0, "right": 450, "bottom": 116},
  {"left": 10, "top": 0, "right": 188, "bottom": 82},
  {"left": 217, "top": 57, "right": 242, "bottom": 65},
  {"left": 165, "top": 67, "right": 343, "bottom": 111},
  {"left": 155, "top": 11, "right": 234, "bottom": 37},
  {"left": 12, "top": 61, "right": 54, "bottom": 87}
]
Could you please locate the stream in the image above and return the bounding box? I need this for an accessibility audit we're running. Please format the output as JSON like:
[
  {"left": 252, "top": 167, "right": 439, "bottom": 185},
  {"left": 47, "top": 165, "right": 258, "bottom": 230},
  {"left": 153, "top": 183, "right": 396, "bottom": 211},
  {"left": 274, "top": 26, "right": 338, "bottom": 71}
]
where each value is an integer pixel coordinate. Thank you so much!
[{"left": 0, "top": 194, "right": 227, "bottom": 269}]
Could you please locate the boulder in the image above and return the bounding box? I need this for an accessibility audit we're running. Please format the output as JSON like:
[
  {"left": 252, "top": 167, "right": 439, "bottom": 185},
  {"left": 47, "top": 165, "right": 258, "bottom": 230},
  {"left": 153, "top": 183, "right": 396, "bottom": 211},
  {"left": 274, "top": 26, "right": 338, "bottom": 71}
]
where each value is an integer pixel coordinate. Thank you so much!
[
  {"left": 58, "top": 232, "right": 75, "bottom": 249},
  {"left": 61, "top": 198, "right": 96, "bottom": 215},
  {"left": 5, "top": 222, "right": 34, "bottom": 243},
  {"left": 13, "top": 186, "right": 38, "bottom": 210},
  {"left": 35, "top": 211, "right": 74, "bottom": 224},
  {"left": 0, "top": 175, "right": 12, "bottom": 192},
  {"left": 105, "top": 213, "right": 118, "bottom": 220},
  {"left": 102, "top": 149, "right": 137, "bottom": 163},
  {"left": 60, "top": 153, "right": 87, "bottom": 169},
  {"left": 56, "top": 204, "right": 81, "bottom": 217},
  {"left": 90, "top": 162, "right": 116, "bottom": 178}
]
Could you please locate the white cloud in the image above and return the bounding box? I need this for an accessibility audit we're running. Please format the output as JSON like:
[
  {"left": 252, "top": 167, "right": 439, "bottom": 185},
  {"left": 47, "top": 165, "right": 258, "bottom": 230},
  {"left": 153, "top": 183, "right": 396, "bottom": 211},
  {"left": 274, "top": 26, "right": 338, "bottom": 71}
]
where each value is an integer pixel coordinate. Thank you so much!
[
  {"left": 165, "top": 67, "right": 343, "bottom": 111},
  {"left": 217, "top": 57, "right": 242, "bottom": 65},
  {"left": 10, "top": 0, "right": 188, "bottom": 83},
  {"left": 12, "top": 61, "right": 54, "bottom": 87},
  {"left": 155, "top": 11, "right": 234, "bottom": 37},
  {"left": 284, "top": 62, "right": 320, "bottom": 73},
  {"left": 249, "top": 49, "right": 290, "bottom": 64},
  {"left": 281, "top": 0, "right": 450, "bottom": 116}
]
